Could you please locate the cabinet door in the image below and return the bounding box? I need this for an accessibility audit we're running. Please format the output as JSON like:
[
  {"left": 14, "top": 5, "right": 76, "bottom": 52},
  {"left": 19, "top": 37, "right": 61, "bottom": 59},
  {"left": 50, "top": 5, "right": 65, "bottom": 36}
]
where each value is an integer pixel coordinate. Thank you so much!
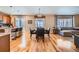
[{"left": 0, "top": 34, "right": 10, "bottom": 52}]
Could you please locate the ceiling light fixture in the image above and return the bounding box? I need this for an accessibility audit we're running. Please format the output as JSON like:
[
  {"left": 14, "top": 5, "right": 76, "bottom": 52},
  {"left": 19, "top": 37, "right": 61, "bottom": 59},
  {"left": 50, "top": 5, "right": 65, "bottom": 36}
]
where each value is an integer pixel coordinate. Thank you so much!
[{"left": 34, "top": 8, "right": 45, "bottom": 18}]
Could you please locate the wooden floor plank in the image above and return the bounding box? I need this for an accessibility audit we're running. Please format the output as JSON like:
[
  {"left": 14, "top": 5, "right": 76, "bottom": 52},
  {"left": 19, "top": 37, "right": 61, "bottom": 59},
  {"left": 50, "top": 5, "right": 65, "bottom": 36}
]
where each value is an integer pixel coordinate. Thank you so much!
[{"left": 10, "top": 32, "right": 76, "bottom": 52}]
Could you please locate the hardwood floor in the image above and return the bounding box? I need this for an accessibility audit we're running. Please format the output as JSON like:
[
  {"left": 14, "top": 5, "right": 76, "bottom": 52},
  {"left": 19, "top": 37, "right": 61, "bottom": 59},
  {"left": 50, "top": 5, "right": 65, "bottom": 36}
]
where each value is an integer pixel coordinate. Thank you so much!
[{"left": 10, "top": 32, "right": 76, "bottom": 52}]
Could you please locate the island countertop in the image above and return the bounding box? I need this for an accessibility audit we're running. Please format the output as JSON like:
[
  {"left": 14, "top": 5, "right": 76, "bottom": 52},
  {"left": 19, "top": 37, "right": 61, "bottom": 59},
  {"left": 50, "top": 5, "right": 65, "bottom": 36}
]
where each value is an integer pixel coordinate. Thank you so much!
[
  {"left": 0, "top": 32, "right": 10, "bottom": 52},
  {"left": 0, "top": 33, "right": 10, "bottom": 37}
]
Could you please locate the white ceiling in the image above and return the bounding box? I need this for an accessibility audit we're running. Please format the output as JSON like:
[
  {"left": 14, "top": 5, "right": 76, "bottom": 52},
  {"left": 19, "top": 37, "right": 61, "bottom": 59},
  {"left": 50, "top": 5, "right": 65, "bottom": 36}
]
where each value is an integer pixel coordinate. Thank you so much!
[{"left": 0, "top": 6, "right": 79, "bottom": 15}]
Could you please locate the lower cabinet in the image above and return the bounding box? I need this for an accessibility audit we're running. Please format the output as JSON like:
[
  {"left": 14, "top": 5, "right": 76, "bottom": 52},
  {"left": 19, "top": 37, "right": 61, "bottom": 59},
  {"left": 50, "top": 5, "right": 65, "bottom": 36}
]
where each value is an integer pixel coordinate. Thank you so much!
[{"left": 0, "top": 34, "right": 10, "bottom": 52}]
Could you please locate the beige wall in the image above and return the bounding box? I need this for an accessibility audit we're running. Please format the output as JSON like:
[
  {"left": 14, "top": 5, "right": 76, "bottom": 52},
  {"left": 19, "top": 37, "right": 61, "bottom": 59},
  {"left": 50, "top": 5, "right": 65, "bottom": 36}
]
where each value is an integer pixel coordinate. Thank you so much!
[
  {"left": 25, "top": 15, "right": 55, "bottom": 32},
  {"left": 10, "top": 15, "right": 79, "bottom": 32},
  {"left": 0, "top": 14, "right": 11, "bottom": 24},
  {"left": 45, "top": 15, "right": 55, "bottom": 29},
  {"left": 11, "top": 15, "right": 56, "bottom": 32},
  {"left": 74, "top": 15, "right": 79, "bottom": 27},
  {"left": 25, "top": 16, "right": 35, "bottom": 31}
]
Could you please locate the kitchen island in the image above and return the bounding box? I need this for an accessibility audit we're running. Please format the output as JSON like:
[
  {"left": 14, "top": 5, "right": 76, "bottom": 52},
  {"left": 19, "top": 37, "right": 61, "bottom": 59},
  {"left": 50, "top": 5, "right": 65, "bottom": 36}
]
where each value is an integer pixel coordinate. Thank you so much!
[{"left": 0, "top": 33, "right": 10, "bottom": 52}]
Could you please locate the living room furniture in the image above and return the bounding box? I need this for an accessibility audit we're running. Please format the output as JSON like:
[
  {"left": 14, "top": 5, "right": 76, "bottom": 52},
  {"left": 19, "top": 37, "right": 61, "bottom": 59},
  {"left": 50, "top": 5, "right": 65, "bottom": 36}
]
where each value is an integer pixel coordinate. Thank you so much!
[
  {"left": 30, "top": 28, "right": 50, "bottom": 42},
  {"left": 30, "top": 28, "right": 36, "bottom": 37},
  {"left": 53, "top": 27, "right": 59, "bottom": 34},
  {"left": 58, "top": 27, "right": 79, "bottom": 37},
  {"left": 59, "top": 30, "right": 73, "bottom": 37},
  {"left": 36, "top": 28, "right": 44, "bottom": 42},
  {"left": 36, "top": 28, "right": 44, "bottom": 38},
  {"left": 44, "top": 28, "right": 50, "bottom": 37},
  {"left": 73, "top": 34, "right": 79, "bottom": 48},
  {"left": 30, "top": 28, "right": 50, "bottom": 38}
]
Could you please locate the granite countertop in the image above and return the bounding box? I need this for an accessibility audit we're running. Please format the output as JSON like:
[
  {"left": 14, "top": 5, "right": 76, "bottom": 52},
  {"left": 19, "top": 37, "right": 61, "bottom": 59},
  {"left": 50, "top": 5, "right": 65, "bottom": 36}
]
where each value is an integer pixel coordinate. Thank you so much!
[
  {"left": 0, "top": 33, "right": 10, "bottom": 37},
  {"left": 0, "top": 27, "right": 11, "bottom": 37},
  {"left": 0, "top": 27, "right": 18, "bottom": 36}
]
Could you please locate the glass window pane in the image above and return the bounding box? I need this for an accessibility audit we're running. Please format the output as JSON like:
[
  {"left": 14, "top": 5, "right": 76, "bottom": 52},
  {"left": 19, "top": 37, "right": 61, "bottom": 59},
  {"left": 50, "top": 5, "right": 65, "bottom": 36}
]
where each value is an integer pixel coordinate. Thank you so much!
[
  {"left": 56, "top": 16, "right": 73, "bottom": 28},
  {"left": 35, "top": 18, "right": 44, "bottom": 28},
  {"left": 15, "top": 17, "right": 22, "bottom": 28}
]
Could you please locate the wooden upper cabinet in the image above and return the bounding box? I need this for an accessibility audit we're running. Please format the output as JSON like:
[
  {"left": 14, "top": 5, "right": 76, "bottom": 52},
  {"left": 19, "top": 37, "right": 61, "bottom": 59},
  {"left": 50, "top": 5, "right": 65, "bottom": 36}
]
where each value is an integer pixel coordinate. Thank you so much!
[
  {"left": 3, "top": 15, "right": 11, "bottom": 24},
  {"left": 0, "top": 15, "right": 2, "bottom": 19},
  {"left": 0, "top": 12, "right": 11, "bottom": 24}
]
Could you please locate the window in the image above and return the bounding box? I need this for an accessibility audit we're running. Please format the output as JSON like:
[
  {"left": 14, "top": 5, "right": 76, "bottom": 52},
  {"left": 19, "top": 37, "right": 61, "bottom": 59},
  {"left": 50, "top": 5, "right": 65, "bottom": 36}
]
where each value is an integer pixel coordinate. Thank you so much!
[
  {"left": 0, "top": 20, "right": 3, "bottom": 23},
  {"left": 0, "top": 18, "right": 3, "bottom": 26},
  {"left": 56, "top": 16, "right": 73, "bottom": 28},
  {"left": 35, "top": 18, "right": 44, "bottom": 28},
  {"left": 15, "top": 16, "right": 23, "bottom": 28}
]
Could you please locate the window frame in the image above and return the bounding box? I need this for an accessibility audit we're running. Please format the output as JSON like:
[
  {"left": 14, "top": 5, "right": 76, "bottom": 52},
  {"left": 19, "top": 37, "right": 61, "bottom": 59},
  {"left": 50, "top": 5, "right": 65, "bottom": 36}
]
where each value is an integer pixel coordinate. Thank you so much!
[
  {"left": 56, "top": 15, "right": 74, "bottom": 28},
  {"left": 35, "top": 18, "right": 45, "bottom": 28}
]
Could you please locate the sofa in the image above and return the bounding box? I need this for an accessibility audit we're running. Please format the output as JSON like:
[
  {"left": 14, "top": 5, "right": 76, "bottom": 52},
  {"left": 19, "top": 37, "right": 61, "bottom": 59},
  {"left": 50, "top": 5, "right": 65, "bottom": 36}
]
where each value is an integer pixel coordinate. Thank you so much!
[
  {"left": 73, "top": 34, "right": 79, "bottom": 48},
  {"left": 58, "top": 27, "right": 79, "bottom": 37}
]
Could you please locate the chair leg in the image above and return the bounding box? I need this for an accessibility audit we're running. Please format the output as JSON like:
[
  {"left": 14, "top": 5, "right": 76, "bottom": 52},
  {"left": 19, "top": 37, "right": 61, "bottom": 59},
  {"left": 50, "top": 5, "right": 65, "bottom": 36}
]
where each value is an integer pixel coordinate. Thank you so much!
[
  {"left": 37, "top": 39, "right": 39, "bottom": 42},
  {"left": 36, "top": 35, "right": 38, "bottom": 39},
  {"left": 43, "top": 39, "right": 44, "bottom": 42},
  {"left": 36, "top": 36, "right": 38, "bottom": 42},
  {"left": 42, "top": 36, "right": 44, "bottom": 42},
  {"left": 43, "top": 36, "right": 44, "bottom": 39},
  {"left": 36, "top": 38, "right": 39, "bottom": 42}
]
